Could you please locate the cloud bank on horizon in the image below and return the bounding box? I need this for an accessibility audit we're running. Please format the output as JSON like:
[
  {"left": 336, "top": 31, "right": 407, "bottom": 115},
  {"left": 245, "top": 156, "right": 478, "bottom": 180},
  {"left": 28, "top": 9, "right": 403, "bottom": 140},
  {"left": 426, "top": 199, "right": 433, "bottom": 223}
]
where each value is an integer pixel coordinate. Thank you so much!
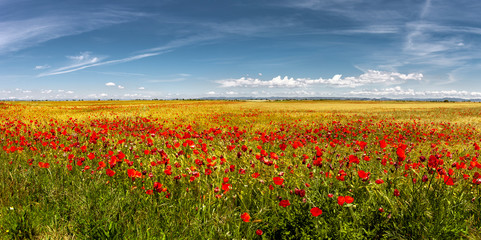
[{"left": 1, "top": 0, "right": 481, "bottom": 100}]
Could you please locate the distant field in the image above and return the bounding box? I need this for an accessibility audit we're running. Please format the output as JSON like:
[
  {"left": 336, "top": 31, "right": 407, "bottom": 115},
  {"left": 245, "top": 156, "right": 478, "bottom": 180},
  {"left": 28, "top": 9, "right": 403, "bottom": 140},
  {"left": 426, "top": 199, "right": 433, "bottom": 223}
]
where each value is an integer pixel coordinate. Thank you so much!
[{"left": 1, "top": 100, "right": 481, "bottom": 239}]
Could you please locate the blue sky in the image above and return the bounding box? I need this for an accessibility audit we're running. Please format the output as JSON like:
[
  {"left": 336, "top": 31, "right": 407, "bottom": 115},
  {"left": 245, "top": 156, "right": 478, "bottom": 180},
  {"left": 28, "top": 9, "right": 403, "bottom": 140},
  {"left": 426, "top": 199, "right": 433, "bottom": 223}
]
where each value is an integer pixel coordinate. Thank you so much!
[{"left": 1, "top": 0, "right": 481, "bottom": 100}]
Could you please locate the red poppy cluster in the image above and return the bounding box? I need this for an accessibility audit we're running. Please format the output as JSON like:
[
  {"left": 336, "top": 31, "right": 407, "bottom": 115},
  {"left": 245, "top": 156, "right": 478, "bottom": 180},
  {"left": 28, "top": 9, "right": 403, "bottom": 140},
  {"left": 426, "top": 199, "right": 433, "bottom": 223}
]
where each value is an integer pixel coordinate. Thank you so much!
[{"left": 2, "top": 101, "right": 481, "bottom": 237}]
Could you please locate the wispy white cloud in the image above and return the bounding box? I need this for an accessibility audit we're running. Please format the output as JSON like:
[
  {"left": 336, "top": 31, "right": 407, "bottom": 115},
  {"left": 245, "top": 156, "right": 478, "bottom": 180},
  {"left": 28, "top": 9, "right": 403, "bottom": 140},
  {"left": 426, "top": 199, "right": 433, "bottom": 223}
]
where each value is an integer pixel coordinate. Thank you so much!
[
  {"left": 38, "top": 33, "right": 218, "bottom": 77},
  {"left": 118, "top": 85, "right": 124, "bottom": 89},
  {"left": 0, "top": 8, "right": 144, "bottom": 54},
  {"left": 98, "top": 71, "right": 147, "bottom": 77},
  {"left": 105, "top": 82, "right": 116, "bottom": 86},
  {"left": 217, "top": 70, "right": 422, "bottom": 88},
  {"left": 338, "top": 25, "right": 399, "bottom": 34},
  {"left": 420, "top": 0, "right": 432, "bottom": 19},
  {"left": 138, "top": 87, "right": 145, "bottom": 90},
  {"left": 38, "top": 52, "right": 164, "bottom": 77}
]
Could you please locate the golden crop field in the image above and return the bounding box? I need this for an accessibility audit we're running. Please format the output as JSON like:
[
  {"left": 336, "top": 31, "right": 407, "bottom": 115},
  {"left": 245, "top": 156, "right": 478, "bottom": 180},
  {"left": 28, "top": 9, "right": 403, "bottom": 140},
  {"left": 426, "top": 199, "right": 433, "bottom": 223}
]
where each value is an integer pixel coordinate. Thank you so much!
[{"left": 1, "top": 100, "right": 481, "bottom": 239}]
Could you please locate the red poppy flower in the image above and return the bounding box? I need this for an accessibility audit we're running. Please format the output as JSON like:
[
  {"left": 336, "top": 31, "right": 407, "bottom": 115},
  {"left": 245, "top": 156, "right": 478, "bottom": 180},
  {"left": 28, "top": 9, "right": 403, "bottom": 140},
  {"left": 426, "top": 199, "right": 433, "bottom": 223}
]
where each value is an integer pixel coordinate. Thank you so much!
[
  {"left": 251, "top": 172, "right": 260, "bottom": 178},
  {"left": 348, "top": 155, "right": 359, "bottom": 164},
  {"left": 345, "top": 196, "right": 354, "bottom": 204},
  {"left": 98, "top": 161, "right": 106, "bottom": 169},
  {"left": 241, "top": 145, "right": 248, "bottom": 152},
  {"left": 279, "top": 199, "right": 290, "bottom": 207},
  {"left": 127, "top": 169, "right": 142, "bottom": 178},
  {"left": 273, "top": 177, "right": 284, "bottom": 185},
  {"left": 379, "top": 139, "right": 387, "bottom": 148},
  {"left": 222, "top": 183, "right": 231, "bottom": 192},
  {"left": 241, "top": 212, "right": 250, "bottom": 222},
  {"left": 396, "top": 147, "right": 406, "bottom": 161},
  {"left": 256, "top": 229, "right": 263, "bottom": 235},
  {"left": 153, "top": 182, "right": 163, "bottom": 192},
  {"left": 375, "top": 179, "right": 384, "bottom": 184},
  {"left": 337, "top": 196, "right": 345, "bottom": 206},
  {"left": 106, "top": 168, "right": 115, "bottom": 177},
  {"left": 310, "top": 207, "right": 322, "bottom": 217},
  {"left": 358, "top": 170, "right": 370, "bottom": 180},
  {"left": 444, "top": 175, "right": 454, "bottom": 186}
]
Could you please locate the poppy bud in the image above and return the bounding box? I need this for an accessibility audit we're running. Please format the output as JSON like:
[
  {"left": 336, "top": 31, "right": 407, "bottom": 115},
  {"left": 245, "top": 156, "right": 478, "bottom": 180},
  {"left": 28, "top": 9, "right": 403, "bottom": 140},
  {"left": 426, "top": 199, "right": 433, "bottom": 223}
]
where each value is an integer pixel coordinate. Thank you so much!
[
  {"left": 394, "top": 189, "right": 400, "bottom": 197},
  {"left": 299, "top": 189, "right": 306, "bottom": 197}
]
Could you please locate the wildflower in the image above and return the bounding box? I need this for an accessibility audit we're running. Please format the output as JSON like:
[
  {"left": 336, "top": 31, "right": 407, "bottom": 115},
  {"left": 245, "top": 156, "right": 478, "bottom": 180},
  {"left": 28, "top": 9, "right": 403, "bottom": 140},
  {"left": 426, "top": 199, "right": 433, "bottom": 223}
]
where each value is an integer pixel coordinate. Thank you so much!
[
  {"left": 394, "top": 189, "right": 400, "bottom": 197},
  {"left": 310, "top": 207, "right": 322, "bottom": 217},
  {"left": 106, "top": 168, "right": 115, "bottom": 177},
  {"left": 273, "top": 177, "right": 284, "bottom": 185},
  {"left": 279, "top": 199, "right": 290, "bottom": 207},
  {"left": 241, "top": 212, "right": 250, "bottom": 222},
  {"left": 358, "top": 170, "right": 370, "bottom": 180}
]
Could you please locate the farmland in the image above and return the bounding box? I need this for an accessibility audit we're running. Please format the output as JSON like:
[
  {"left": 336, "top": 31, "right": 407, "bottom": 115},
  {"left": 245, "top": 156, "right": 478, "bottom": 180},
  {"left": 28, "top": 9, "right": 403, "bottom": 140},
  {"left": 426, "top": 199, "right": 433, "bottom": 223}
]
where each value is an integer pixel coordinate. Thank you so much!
[{"left": 1, "top": 100, "right": 481, "bottom": 239}]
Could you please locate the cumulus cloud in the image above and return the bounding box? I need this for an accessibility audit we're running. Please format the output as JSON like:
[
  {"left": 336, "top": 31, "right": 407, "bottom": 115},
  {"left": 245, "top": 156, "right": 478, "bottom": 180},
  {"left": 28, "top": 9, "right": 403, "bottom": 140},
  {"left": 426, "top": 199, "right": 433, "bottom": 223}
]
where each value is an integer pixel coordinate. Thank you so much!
[
  {"left": 118, "top": 85, "right": 125, "bottom": 89},
  {"left": 349, "top": 86, "right": 481, "bottom": 99},
  {"left": 105, "top": 82, "right": 116, "bottom": 86},
  {"left": 207, "top": 91, "right": 216, "bottom": 95},
  {"left": 0, "top": 89, "right": 76, "bottom": 100},
  {"left": 217, "top": 70, "right": 423, "bottom": 88},
  {"left": 34, "top": 65, "right": 50, "bottom": 70}
]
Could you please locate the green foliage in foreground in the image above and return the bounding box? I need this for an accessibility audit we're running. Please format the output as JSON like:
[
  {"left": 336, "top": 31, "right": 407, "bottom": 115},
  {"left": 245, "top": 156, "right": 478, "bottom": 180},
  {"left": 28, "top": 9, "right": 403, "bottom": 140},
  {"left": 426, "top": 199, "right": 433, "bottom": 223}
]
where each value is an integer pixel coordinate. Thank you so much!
[{"left": 1, "top": 156, "right": 481, "bottom": 239}]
